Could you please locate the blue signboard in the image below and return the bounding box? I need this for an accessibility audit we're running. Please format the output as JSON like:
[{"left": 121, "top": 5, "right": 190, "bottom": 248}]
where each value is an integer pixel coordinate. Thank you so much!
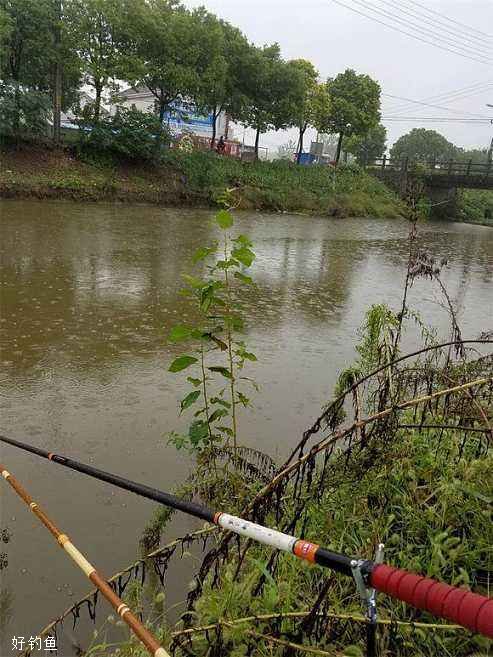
[{"left": 164, "top": 101, "right": 214, "bottom": 134}]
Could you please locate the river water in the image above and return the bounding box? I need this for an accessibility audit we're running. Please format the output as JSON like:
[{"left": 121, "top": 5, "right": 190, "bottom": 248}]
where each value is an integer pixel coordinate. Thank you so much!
[{"left": 0, "top": 200, "right": 492, "bottom": 654}]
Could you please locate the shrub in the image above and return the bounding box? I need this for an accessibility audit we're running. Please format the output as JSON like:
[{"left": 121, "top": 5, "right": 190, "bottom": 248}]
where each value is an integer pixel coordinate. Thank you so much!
[
  {"left": 77, "top": 107, "right": 169, "bottom": 163},
  {"left": 0, "top": 82, "right": 51, "bottom": 139}
]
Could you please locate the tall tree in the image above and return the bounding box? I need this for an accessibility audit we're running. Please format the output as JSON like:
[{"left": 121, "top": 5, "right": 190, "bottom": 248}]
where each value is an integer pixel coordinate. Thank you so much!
[
  {"left": 193, "top": 13, "right": 249, "bottom": 148},
  {"left": 65, "top": 0, "right": 130, "bottom": 121},
  {"left": 285, "top": 59, "right": 330, "bottom": 164},
  {"left": 390, "top": 128, "right": 458, "bottom": 163},
  {"left": 345, "top": 123, "right": 387, "bottom": 166},
  {"left": 236, "top": 44, "right": 294, "bottom": 160},
  {"left": 129, "top": 1, "right": 205, "bottom": 124},
  {"left": 324, "top": 69, "right": 381, "bottom": 165},
  {"left": 0, "top": 0, "right": 79, "bottom": 140}
]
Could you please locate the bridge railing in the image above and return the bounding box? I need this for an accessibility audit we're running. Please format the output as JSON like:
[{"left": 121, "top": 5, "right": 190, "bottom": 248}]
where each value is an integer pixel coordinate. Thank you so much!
[{"left": 370, "top": 157, "right": 493, "bottom": 179}]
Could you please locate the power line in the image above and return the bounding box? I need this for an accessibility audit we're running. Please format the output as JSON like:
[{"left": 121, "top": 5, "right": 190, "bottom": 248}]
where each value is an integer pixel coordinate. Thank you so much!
[
  {"left": 381, "top": 93, "right": 492, "bottom": 118},
  {"left": 382, "top": 116, "right": 492, "bottom": 124},
  {"left": 401, "top": 0, "right": 492, "bottom": 42},
  {"left": 345, "top": 0, "right": 493, "bottom": 63},
  {"left": 372, "top": 0, "right": 492, "bottom": 55},
  {"left": 328, "top": 0, "right": 493, "bottom": 66},
  {"left": 385, "top": 81, "right": 493, "bottom": 113}
]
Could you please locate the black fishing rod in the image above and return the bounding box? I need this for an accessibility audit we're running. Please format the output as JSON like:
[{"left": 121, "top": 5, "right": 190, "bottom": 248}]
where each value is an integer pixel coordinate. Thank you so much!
[{"left": 1, "top": 433, "right": 492, "bottom": 640}]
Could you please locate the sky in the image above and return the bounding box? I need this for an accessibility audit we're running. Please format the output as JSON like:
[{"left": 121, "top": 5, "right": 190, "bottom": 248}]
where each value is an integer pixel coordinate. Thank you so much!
[{"left": 184, "top": 0, "right": 493, "bottom": 157}]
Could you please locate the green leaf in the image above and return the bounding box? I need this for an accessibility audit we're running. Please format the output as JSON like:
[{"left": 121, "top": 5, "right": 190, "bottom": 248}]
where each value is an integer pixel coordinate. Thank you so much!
[
  {"left": 188, "top": 420, "right": 208, "bottom": 445},
  {"left": 168, "top": 355, "right": 198, "bottom": 372},
  {"left": 192, "top": 246, "right": 217, "bottom": 264},
  {"left": 208, "top": 366, "right": 232, "bottom": 379},
  {"left": 232, "top": 246, "right": 255, "bottom": 267},
  {"left": 210, "top": 397, "right": 231, "bottom": 409},
  {"left": 343, "top": 647, "right": 364, "bottom": 657},
  {"left": 180, "top": 390, "right": 200, "bottom": 412},
  {"left": 234, "top": 271, "right": 253, "bottom": 285},
  {"left": 182, "top": 274, "right": 204, "bottom": 289},
  {"left": 237, "top": 392, "right": 250, "bottom": 407},
  {"left": 187, "top": 377, "right": 202, "bottom": 387},
  {"left": 234, "top": 234, "right": 252, "bottom": 247},
  {"left": 168, "top": 325, "right": 192, "bottom": 342},
  {"left": 209, "top": 408, "right": 228, "bottom": 423},
  {"left": 216, "top": 209, "right": 233, "bottom": 229}
]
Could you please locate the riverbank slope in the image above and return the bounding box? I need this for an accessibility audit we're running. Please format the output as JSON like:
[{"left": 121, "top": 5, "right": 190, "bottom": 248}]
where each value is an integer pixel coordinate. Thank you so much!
[{"left": 0, "top": 145, "right": 405, "bottom": 218}]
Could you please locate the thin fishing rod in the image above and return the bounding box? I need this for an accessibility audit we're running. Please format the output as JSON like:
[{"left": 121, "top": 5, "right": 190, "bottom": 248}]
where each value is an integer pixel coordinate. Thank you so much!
[
  {"left": 0, "top": 461, "right": 170, "bottom": 657},
  {"left": 1, "top": 434, "right": 492, "bottom": 639}
]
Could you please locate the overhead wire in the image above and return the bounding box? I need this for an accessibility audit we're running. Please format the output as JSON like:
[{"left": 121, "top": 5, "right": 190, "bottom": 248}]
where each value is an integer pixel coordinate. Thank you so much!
[
  {"left": 381, "top": 93, "right": 492, "bottom": 118},
  {"left": 400, "top": 0, "right": 492, "bottom": 42},
  {"left": 328, "top": 0, "right": 493, "bottom": 66},
  {"left": 385, "top": 81, "right": 493, "bottom": 114},
  {"left": 338, "top": 0, "right": 493, "bottom": 63},
  {"left": 372, "top": 0, "right": 492, "bottom": 53}
]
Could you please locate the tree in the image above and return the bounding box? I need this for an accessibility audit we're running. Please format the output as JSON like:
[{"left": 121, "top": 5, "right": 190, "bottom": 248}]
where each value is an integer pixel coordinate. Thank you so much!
[
  {"left": 345, "top": 123, "right": 387, "bottom": 166},
  {"left": 193, "top": 13, "right": 249, "bottom": 148},
  {"left": 65, "top": 0, "right": 134, "bottom": 122},
  {"left": 128, "top": 2, "right": 206, "bottom": 125},
  {"left": 236, "top": 44, "right": 295, "bottom": 160},
  {"left": 285, "top": 59, "right": 331, "bottom": 164},
  {"left": 390, "top": 128, "right": 458, "bottom": 164},
  {"left": 324, "top": 69, "right": 381, "bottom": 165},
  {"left": 0, "top": 0, "right": 80, "bottom": 141}
]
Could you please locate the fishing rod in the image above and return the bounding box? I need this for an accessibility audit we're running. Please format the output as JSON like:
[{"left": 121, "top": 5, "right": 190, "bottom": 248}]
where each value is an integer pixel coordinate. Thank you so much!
[
  {"left": 1, "top": 434, "right": 492, "bottom": 640},
  {"left": 0, "top": 461, "right": 170, "bottom": 657}
]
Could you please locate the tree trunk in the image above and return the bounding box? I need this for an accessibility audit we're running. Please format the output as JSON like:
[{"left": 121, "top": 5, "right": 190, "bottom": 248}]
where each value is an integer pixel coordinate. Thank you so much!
[
  {"left": 254, "top": 127, "right": 261, "bottom": 160},
  {"left": 158, "top": 96, "right": 166, "bottom": 123},
  {"left": 335, "top": 132, "right": 344, "bottom": 165},
  {"left": 210, "top": 109, "right": 217, "bottom": 149},
  {"left": 52, "top": 0, "right": 62, "bottom": 145},
  {"left": 94, "top": 82, "right": 102, "bottom": 123},
  {"left": 296, "top": 126, "right": 306, "bottom": 164}
]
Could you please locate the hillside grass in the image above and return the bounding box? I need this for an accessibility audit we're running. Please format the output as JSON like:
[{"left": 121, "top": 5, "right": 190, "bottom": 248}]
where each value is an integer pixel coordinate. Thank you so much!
[{"left": 0, "top": 143, "right": 405, "bottom": 218}]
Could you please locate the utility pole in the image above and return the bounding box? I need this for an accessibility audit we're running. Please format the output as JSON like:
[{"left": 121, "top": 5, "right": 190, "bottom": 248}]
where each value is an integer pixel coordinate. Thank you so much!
[{"left": 487, "top": 104, "right": 493, "bottom": 162}]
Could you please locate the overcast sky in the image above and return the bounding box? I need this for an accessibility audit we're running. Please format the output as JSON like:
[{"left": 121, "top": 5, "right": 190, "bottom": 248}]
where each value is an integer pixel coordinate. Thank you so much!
[{"left": 184, "top": 0, "right": 493, "bottom": 156}]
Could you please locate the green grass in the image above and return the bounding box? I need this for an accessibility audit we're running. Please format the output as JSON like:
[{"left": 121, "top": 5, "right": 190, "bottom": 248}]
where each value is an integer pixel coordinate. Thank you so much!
[{"left": 0, "top": 144, "right": 405, "bottom": 218}]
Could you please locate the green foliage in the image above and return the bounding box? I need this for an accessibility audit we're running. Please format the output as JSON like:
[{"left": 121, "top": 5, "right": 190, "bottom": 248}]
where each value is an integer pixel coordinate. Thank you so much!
[
  {"left": 324, "top": 69, "right": 381, "bottom": 163},
  {"left": 167, "top": 203, "right": 258, "bottom": 456},
  {"left": 0, "top": 81, "right": 51, "bottom": 138},
  {"left": 390, "top": 128, "right": 458, "bottom": 164},
  {"left": 235, "top": 44, "right": 299, "bottom": 157},
  {"left": 77, "top": 107, "right": 167, "bottom": 162},
  {"left": 345, "top": 123, "right": 387, "bottom": 166},
  {"left": 456, "top": 189, "right": 493, "bottom": 226}
]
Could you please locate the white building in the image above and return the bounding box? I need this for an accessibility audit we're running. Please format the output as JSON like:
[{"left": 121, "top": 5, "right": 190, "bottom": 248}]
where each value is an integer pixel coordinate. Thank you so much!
[{"left": 115, "top": 86, "right": 230, "bottom": 140}]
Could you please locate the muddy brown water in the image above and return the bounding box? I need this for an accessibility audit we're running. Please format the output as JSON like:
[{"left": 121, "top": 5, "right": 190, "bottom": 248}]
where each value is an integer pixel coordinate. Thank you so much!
[{"left": 0, "top": 200, "right": 492, "bottom": 655}]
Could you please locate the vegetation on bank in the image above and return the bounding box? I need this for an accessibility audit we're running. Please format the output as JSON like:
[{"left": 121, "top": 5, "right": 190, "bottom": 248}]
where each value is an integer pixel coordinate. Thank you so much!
[
  {"left": 0, "top": 144, "right": 405, "bottom": 217},
  {"left": 456, "top": 189, "right": 493, "bottom": 227}
]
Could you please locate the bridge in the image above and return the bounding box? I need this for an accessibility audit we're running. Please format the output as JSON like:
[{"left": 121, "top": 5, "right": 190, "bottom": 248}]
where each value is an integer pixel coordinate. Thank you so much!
[{"left": 370, "top": 157, "right": 493, "bottom": 215}]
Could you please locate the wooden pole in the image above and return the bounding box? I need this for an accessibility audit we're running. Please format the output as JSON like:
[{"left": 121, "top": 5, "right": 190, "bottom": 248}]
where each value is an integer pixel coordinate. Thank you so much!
[{"left": 0, "top": 465, "right": 170, "bottom": 657}]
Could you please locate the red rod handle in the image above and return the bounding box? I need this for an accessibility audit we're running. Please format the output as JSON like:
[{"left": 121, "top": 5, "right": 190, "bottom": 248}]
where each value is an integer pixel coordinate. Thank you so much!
[{"left": 370, "top": 564, "right": 493, "bottom": 639}]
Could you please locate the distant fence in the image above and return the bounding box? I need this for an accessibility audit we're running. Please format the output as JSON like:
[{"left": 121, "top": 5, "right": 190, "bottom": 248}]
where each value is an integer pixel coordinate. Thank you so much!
[{"left": 371, "top": 156, "right": 493, "bottom": 178}]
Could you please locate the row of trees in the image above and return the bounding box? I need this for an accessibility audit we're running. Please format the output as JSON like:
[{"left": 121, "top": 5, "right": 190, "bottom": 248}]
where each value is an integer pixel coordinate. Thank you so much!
[
  {"left": 0, "top": 0, "right": 382, "bottom": 162},
  {"left": 390, "top": 128, "right": 492, "bottom": 165}
]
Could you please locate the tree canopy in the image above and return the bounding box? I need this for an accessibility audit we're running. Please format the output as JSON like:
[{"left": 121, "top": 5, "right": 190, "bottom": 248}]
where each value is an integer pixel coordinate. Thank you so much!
[
  {"left": 325, "top": 69, "right": 381, "bottom": 164},
  {"left": 345, "top": 123, "right": 387, "bottom": 165},
  {"left": 390, "top": 128, "right": 458, "bottom": 163}
]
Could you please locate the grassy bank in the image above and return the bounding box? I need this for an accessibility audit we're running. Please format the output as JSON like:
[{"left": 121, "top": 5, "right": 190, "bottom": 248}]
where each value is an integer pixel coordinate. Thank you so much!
[
  {"left": 0, "top": 144, "right": 404, "bottom": 217},
  {"left": 456, "top": 189, "right": 493, "bottom": 227}
]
